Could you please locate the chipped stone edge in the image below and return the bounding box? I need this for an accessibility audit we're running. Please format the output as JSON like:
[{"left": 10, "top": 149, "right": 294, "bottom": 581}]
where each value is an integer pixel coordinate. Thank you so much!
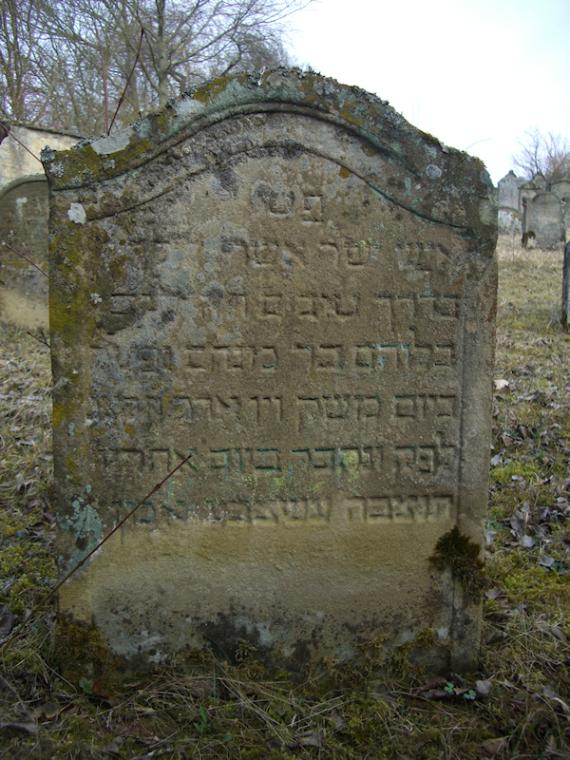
[{"left": 40, "top": 68, "right": 496, "bottom": 238}]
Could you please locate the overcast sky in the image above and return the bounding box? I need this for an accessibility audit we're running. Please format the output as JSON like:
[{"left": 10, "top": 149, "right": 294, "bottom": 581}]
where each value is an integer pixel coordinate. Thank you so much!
[{"left": 284, "top": 0, "right": 570, "bottom": 184}]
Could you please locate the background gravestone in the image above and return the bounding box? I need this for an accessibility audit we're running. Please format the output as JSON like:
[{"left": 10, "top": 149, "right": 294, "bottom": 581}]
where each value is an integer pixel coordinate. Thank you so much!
[
  {"left": 44, "top": 70, "right": 497, "bottom": 671},
  {"left": 0, "top": 175, "right": 49, "bottom": 327},
  {"left": 0, "top": 125, "right": 79, "bottom": 190},
  {"left": 560, "top": 242, "right": 570, "bottom": 330},
  {"left": 524, "top": 192, "right": 564, "bottom": 248}
]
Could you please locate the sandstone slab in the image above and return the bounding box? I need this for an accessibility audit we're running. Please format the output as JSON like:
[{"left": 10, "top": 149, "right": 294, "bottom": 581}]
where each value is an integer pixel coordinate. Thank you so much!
[{"left": 44, "top": 70, "right": 497, "bottom": 670}]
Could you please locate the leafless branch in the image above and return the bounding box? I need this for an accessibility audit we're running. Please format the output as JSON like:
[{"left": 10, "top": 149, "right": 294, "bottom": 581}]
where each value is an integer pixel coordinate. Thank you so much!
[
  {"left": 513, "top": 128, "right": 570, "bottom": 184},
  {"left": 108, "top": 26, "right": 144, "bottom": 133}
]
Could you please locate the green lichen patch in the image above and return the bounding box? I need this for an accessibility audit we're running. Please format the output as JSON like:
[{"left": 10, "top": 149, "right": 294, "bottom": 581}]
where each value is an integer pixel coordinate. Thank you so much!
[
  {"left": 192, "top": 74, "right": 234, "bottom": 103},
  {"left": 45, "top": 137, "right": 155, "bottom": 189},
  {"left": 430, "top": 527, "right": 486, "bottom": 602}
]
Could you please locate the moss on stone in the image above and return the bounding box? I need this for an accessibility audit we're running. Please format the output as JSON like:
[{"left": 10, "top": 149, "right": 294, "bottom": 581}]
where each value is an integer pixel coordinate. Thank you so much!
[
  {"left": 54, "top": 616, "right": 125, "bottom": 694},
  {"left": 48, "top": 137, "right": 154, "bottom": 189},
  {"left": 192, "top": 74, "right": 237, "bottom": 103},
  {"left": 430, "top": 527, "right": 486, "bottom": 603}
]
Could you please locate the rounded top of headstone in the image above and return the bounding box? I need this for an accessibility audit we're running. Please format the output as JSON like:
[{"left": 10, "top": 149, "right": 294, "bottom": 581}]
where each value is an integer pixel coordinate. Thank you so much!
[
  {"left": 498, "top": 170, "right": 519, "bottom": 184},
  {"left": 0, "top": 173, "right": 47, "bottom": 198},
  {"left": 41, "top": 68, "right": 496, "bottom": 239},
  {"left": 531, "top": 190, "right": 560, "bottom": 205}
]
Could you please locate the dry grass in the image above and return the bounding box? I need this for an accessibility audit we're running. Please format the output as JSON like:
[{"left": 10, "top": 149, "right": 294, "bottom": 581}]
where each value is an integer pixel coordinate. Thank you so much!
[{"left": 0, "top": 234, "right": 568, "bottom": 758}]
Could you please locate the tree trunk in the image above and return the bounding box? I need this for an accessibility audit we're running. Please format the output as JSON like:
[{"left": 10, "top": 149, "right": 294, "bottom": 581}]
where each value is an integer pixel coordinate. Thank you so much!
[
  {"left": 102, "top": 47, "right": 110, "bottom": 133},
  {"left": 155, "top": 0, "right": 169, "bottom": 108}
]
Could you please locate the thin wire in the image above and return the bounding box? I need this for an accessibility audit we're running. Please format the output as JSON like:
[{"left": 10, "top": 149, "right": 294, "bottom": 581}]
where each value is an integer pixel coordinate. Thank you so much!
[
  {"left": 0, "top": 120, "right": 42, "bottom": 163},
  {"left": 108, "top": 28, "right": 145, "bottom": 135},
  {"left": 1, "top": 240, "right": 48, "bottom": 278},
  {"left": 49, "top": 451, "right": 193, "bottom": 596}
]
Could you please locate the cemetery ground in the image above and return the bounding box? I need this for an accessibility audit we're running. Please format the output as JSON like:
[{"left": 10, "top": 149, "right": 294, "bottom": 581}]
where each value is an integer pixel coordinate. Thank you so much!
[{"left": 0, "top": 237, "right": 568, "bottom": 759}]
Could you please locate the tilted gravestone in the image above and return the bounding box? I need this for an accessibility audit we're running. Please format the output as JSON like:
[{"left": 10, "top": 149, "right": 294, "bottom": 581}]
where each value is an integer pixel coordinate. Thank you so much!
[
  {"left": 0, "top": 175, "right": 49, "bottom": 327},
  {"left": 560, "top": 241, "right": 570, "bottom": 330},
  {"left": 44, "top": 70, "right": 497, "bottom": 671}
]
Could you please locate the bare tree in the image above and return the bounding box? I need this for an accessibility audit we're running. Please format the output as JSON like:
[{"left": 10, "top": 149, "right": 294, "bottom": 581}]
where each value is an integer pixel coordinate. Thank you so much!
[
  {"left": 0, "top": 0, "right": 47, "bottom": 121},
  {"left": 98, "top": 0, "right": 302, "bottom": 108},
  {"left": 0, "top": 0, "right": 309, "bottom": 135},
  {"left": 514, "top": 128, "right": 570, "bottom": 185}
]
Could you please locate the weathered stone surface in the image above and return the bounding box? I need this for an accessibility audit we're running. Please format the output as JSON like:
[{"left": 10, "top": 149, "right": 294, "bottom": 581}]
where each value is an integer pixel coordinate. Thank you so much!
[
  {"left": 497, "top": 170, "right": 523, "bottom": 211},
  {"left": 498, "top": 207, "right": 521, "bottom": 235},
  {"left": 552, "top": 180, "right": 570, "bottom": 201},
  {"left": 498, "top": 171, "right": 570, "bottom": 245},
  {"left": 0, "top": 175, "right": 49, "bottom": 327},
  {"left": 44, "top": 69, "right": 497, "bottom": 671},
  {"left": 497, "top": 170, "right": 523, "bottom": 234}
]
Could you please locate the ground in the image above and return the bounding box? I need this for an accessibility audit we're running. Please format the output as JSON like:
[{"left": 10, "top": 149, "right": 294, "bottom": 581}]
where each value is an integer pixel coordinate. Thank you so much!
[{"left": 0, "top": 237, "right": 568, "bottom": 758}]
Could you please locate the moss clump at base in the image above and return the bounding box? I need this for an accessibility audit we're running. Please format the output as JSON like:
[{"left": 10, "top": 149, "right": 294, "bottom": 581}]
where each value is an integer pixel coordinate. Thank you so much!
[
  {"left": 54, "top": 616, "right": 126, "bottom": 697},
  {"left": 430, "top": 527, "right": 486, "bottom": 602}
]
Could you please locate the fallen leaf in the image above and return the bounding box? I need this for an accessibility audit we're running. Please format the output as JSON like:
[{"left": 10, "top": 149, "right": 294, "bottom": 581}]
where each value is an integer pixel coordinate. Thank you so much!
[
  {"left": 296, "top": 729, "right": 325, "bottom": 748},
  {"left": 475, "top": 680, "right": 493, "bottom": 698},
  {"left": 186, "top": 677, "right": 216, "bottom": 699},
  {"left": 327, "top": 710, "right": 345, "bottom": 731},
  {"left": 0, "top": 722, "right": 38, "bottom": 736},
  {"left": 36, "top": 702, "right": 60, "bottom": 721},
  {"left": 543, "top": 686, "right": 570, "bottom": 714},
  {"left": 545, "top": 733, "right": 570, "bottom": 759},
  {"left": 480, "top": 736, "right": 508, "bottom": 756},
  {"left": 101, "top": 736, "right": 125, "bottom": 756},
  {"left": 539, "top": 556, "right": 555, "bottom": 568},
  {"left": 0, "top": 606, "right": 14, "bottom": 638},
  {"left": 488, "top": 631, "right": 509, "bottom": 645}
]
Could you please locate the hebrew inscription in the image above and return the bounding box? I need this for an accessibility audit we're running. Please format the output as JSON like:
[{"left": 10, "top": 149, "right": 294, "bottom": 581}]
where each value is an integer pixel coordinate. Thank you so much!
[{"left": 84, "top": 153, "right": 467, "bottom": 517}]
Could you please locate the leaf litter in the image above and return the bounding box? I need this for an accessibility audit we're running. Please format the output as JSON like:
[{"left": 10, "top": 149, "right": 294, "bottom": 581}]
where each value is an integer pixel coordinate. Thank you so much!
[{"left": 0, "top": 240, "right": 569, "bottom": 758}]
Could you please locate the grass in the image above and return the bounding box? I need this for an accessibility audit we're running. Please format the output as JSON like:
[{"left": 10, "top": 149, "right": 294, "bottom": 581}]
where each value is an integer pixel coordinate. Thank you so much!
[{"left": 0, "top": 235, "right": 568, "bottom": 758}]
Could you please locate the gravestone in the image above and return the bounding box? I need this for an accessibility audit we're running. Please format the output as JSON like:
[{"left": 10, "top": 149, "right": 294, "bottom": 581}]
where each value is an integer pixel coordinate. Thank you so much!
[
  {"left": 551, "top": 180, "right": 570, "bottom": 202},
  {"left": 525, "top": 192, "right": 564, "bottom": 248},
  {"left": 560, "top": 242, "right": 570, "bottom": 330},
  {"left": 0, "top": 175, "right": 49, "bottom": 327},
  {"left": 497, "top": 170, "right": 522, "bottom": 211},
  {"left": 44, "top": 70, "right": 497, "bottom": 671},
  {"left": 0, "top": 125, "right": 79, "bottom": 190}
]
